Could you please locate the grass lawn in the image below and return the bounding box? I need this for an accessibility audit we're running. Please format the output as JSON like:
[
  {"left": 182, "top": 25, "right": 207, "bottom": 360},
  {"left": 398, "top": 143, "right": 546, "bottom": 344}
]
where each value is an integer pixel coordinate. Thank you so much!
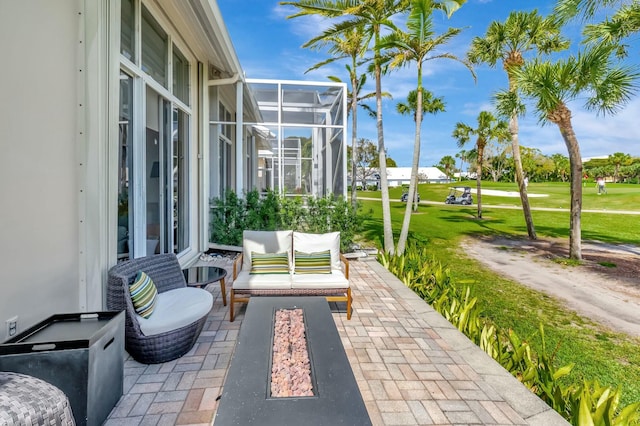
[{"left": 356, "top": 181, "right": 640, "bottom": 405}]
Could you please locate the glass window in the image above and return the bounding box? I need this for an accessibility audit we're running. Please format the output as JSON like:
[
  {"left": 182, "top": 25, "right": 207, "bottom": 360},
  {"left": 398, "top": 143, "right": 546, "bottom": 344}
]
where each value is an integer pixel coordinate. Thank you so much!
[
  {"left": 249, "top": 80, "right": 347, "bottom": 198},
  {"left": 141, "top": 5, "right": 167, "bottom": 87},
  {"left": 120, "top": 0, "right": 135, "bottom": 61},
  {"left": 119, "top": 2, "right": 194, "bottom": 259},
  {"left": 217, "top": 102, "right": 234, "bottom": 196},
  {"left": 118, "top": 72, "right": 134, "bottom": 260},
  {"left": 173, "top": 46, "right": 190, "bottom": 105},
  {"left": 219, "top": 102, "right": 234, "bottom": 139},
  {"left": 219, "top": 138, "right": 233, "bottom": 196},
  {"left": 172, "top": 107, "right": 189, "bottom": 253}
]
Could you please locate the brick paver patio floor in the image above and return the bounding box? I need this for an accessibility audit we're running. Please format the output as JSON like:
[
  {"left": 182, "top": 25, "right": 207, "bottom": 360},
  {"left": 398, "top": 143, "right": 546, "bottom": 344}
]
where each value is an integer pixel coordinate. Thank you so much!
[{"left": 105, "top": 256, "right": 568, "bottom": 426}]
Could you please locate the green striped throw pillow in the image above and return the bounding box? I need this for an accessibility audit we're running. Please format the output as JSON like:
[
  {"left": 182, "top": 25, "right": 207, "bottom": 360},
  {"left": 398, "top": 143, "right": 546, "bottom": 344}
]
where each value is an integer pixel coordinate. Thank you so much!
[
  {"left": 250, "top": 252, "right": 290, "bottom": 274},
  {"left": 294, "top": 250, "right": 332, "bottom": 274},
  {"left": 129, "top": 271, "right": 158, "bottom": 319}
]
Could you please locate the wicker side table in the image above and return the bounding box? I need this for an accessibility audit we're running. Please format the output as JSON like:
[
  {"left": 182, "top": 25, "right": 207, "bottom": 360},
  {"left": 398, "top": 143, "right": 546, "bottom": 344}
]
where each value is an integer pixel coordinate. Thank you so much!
[{"left": 0, "top": 371, "right": 75, "bottom": 425}]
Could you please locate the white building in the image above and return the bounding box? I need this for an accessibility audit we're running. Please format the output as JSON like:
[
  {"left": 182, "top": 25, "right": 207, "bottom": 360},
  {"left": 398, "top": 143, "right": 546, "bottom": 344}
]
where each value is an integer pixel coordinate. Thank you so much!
[
  {"left": 386, "top": 167, "right": 450, "bottom": 186},
  {"left": 0, "top": 1, "right": 345, "bottom": 338}
]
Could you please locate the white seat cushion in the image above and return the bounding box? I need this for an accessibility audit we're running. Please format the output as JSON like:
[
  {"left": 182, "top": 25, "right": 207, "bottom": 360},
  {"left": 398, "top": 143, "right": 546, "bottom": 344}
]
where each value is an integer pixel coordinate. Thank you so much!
[
  {"left": 291, "top": 270, "right": 349, "bottom": 289},
  {"left": 233, "top": 270, "right": 292, "bottom": 290},
  {"left": 293, "top": 231, "right": 341, "bottom": 271},
  {"left": 136, "top": 287, "right": 213, "bottom": 336}
]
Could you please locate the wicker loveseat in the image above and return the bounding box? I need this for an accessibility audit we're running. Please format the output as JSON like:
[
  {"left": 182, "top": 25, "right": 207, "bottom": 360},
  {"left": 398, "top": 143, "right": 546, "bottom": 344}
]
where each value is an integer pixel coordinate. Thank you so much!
[
  {"left": 107, "top": 253, "right": 213, "bottom": 364},
  {"left": 230, "top": 230, "right": 351, "bottom": 322}
]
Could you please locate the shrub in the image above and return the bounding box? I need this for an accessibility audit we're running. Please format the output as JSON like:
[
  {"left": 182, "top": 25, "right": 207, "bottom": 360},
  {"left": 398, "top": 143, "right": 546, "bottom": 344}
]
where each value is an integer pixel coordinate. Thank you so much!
[
  {"left": 209, "top": 190, "right": 244, "bottom": 245},
  {"left": 210, "top": 190, "right": 362, "bottom": 251},
  {"left": 378, "top": 241, "right": 640, "bottom": 424}
]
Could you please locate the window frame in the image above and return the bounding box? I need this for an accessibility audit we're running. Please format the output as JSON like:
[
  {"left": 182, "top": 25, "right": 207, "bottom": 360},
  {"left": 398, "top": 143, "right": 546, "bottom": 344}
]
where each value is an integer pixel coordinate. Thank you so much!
[{"left": 118, "top": 0, "right": 196, "bottom": 260}]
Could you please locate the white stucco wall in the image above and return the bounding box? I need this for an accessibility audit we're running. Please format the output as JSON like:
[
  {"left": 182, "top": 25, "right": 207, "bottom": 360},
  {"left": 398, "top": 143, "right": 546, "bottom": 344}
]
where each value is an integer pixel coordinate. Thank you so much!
[{"left": 0, "top": 1, "right": 81, "bottom": 338}]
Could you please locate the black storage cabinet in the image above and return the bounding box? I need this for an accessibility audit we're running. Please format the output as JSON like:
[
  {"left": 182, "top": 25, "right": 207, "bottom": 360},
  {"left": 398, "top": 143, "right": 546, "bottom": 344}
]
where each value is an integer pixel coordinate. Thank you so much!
[{"left": 0, "top": 311, "right": 125, "bottom": 426}]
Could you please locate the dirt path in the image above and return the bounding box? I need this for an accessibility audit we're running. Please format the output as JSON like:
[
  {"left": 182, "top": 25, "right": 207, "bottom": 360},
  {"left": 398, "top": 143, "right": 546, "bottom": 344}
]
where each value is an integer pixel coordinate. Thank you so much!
[{"left": 460, "top": 236, "right": 640, "bottom": 337}]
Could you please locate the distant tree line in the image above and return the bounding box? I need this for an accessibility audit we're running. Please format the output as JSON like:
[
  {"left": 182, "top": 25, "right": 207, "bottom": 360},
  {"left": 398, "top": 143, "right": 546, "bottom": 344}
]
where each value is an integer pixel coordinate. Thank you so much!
[{"left": 440, "top": 150, "right": 640, "bottom": 184}]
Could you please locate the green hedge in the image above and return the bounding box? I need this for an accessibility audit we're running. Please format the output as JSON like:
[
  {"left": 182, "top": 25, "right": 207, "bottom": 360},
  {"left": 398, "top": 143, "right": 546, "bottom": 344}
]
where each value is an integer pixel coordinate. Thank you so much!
[
  {"left": 379, "top": 241, "right": 640, "bottom": 425},
  {"left": 209, "top": 189, "right": 363, "bottom": 252}
]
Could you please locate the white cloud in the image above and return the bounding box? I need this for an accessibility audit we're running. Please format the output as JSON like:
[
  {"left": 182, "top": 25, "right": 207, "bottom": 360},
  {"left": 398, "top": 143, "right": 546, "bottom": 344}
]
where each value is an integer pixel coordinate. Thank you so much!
[
  {"left": 511, "top": 98, "right": 640, "bottom": 158},
  {"left": 273, "top": 4, "right": 335, "bottom": 40}
]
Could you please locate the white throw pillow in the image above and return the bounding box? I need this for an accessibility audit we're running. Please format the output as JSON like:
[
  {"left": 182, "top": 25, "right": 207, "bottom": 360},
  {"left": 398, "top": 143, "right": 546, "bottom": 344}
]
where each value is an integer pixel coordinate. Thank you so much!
[
  {"left": 242, "top": 230, "right": 293, "bottom": 271},
  {"left": 293, "top": 231, "right": 341, "bottom": 271}
]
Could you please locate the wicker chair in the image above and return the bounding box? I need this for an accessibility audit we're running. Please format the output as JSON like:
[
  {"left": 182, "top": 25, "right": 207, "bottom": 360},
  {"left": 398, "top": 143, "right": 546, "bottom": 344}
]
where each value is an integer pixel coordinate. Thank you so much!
[
  {"left": 0, "top": 372, "right": 75, "bottom": 425},
  {"left": 107, "top": 253, "right": 209, "bottom": 364}
]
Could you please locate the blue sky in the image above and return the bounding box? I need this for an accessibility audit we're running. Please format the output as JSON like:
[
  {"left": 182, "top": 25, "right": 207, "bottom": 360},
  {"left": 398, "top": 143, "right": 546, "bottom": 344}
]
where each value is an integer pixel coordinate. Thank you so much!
[{"left": 218, "top": 0, "right": 640, "bottom": 168}]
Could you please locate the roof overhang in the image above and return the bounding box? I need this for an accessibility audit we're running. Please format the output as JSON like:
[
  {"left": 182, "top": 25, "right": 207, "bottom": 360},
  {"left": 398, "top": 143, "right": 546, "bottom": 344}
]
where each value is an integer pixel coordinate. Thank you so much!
[{"left": 154, "top": 0, "right": 261, "bottom": 121}]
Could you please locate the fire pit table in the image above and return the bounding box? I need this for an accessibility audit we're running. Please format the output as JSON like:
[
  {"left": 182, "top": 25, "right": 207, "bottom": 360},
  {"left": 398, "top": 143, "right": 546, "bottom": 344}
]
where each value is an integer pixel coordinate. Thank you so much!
[{"left": 215, "top": 296, "right": 370, "bottom": 425}]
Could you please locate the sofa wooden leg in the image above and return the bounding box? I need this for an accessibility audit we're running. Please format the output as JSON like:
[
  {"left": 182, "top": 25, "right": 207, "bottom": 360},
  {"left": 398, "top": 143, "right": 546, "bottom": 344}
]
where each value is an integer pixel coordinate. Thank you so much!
[
  {"left": 230, "top": 289, "right": 235, "bottom": 322},
  {"left": 220, "top": 276, "right": 227, "bottom": 306},
  {"left": 347, "top": 288, "right": 352, "bottom": 320}
]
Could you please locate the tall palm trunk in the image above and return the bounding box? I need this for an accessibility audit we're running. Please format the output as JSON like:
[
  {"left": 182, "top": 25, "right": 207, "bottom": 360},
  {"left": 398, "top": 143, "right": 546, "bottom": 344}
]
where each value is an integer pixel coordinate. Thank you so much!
[
  {"left": 550, "top": 104, "right": 582, "bottom": 260},
  {"left": 350, "top": 72, "right": 359, "bottom": 208},
  {"left": 397, "top": 76, "right": 424, "bottom": 255},
  {"left": 507, "top": 75, "right": 537, "bottom": 240},
  {"left": 374, "top": 39, "right": 394, "bottom": 254},
  {"left": 476, "top": 144, "right": 484, "bottom": 219},
  {"left": 509, "top": 115, "right": 537, "bottom": 239}
]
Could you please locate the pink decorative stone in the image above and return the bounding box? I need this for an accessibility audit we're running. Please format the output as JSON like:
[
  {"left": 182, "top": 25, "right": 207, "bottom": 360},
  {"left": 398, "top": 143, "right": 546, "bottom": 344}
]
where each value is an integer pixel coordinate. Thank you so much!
[{"left": 270, "top": 308, "right": 314, "bottom": 397}]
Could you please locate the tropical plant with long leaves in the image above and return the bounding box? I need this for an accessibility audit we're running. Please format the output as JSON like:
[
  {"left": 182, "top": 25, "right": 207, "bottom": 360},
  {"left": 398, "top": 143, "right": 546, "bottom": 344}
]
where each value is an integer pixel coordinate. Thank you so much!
[
  {"left": 380, "top": 0, "right": 472, "bottom": 254},
  {"left": 468, "top": 10, "right": 569, "bottom": 240},
  {"left": 505, "top": 44, "right": 639, "bottom": 259},
  {"left": 452, "top": 111, "right": 509, "bottom": 219}
]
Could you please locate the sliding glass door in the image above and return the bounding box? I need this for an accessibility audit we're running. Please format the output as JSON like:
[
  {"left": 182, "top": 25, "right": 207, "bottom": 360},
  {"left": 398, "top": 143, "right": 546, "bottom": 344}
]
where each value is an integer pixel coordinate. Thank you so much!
[
  {"left": 144, "top": 88, "right": 190, "bottom": 256},
  {"left": 118, "top": 1, "right": 192, "bottom": 260}
]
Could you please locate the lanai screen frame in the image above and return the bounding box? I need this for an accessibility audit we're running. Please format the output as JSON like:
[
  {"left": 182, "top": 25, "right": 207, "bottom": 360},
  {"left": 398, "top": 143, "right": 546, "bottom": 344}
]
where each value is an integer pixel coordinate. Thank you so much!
[{"left": 246, "top": 79, "right": 348, "bottom": 198}]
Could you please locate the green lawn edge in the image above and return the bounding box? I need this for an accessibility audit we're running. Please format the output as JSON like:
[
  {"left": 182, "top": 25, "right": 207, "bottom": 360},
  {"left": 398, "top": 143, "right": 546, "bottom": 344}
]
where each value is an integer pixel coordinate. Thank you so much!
[{"left": 357, "top": 184, "right": 640, "bottom": 406}]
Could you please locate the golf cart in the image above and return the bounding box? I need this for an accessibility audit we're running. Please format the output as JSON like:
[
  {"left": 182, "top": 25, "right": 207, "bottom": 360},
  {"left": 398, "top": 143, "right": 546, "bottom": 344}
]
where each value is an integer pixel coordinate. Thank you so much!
[
  {"left": 445, "top": 186, "right": 473, "bottom": 205},
  {"left": 401, "top": 191, "right": 420, "bottom": 203}
]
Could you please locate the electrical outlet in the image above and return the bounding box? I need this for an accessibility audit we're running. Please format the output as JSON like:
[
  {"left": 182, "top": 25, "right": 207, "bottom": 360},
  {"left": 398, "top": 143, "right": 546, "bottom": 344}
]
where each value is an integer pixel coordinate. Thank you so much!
[{"left": 6, "top": 316, "right": 18, "bottom": 338}]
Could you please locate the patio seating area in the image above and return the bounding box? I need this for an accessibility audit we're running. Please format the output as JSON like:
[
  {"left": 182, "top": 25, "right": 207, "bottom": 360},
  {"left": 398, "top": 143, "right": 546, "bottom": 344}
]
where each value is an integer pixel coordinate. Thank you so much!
[{"left": 104, "top": 256, "right": 567, "bottom": 426}]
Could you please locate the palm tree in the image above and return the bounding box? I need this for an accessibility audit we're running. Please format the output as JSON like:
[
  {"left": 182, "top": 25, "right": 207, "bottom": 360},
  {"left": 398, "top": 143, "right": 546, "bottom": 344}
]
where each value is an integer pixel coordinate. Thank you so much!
[
  {"left": 583, "top": 3, "right": 640, "bottom": 51},
  {"left": 555, "top": 0, "right": 640, "bottom": 88},
  {"left": 381, "top": 0, "right": 471, "bottom": 254},
  {"left": 511, "top": 44, "right": 639, "bottom": 259},
  {"left": 438, "top": 155, "right": 456, "bottom": 180},
  {"left": 452, "top": 111, "right": 509, "bottom": 219},
  {"left": 304, "top": 25, "right": 371, "bottom": 208},
  {"left": 396, "top": 88, "right": 446, "bottom": 209},
  {"left": 608, "top": 152, "right": 632, "bottom": 183},
  {"left": 467, "top": 11, "right": 569, "bottom": 240},
  {"left": 282, "top": 0, "right": 466, "bottom": 253},
  {"left": 455, "top": 149, "right": 469, "bottom": 180},
  {"left": 282, "top": 0, "right": 407, "bottom": 254}
]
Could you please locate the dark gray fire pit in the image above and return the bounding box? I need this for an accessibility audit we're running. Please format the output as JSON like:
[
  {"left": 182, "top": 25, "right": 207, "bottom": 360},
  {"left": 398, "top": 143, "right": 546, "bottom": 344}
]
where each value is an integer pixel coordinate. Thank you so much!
[{"left": 215, "top": 296, "right": 371, "bottom": 425}]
